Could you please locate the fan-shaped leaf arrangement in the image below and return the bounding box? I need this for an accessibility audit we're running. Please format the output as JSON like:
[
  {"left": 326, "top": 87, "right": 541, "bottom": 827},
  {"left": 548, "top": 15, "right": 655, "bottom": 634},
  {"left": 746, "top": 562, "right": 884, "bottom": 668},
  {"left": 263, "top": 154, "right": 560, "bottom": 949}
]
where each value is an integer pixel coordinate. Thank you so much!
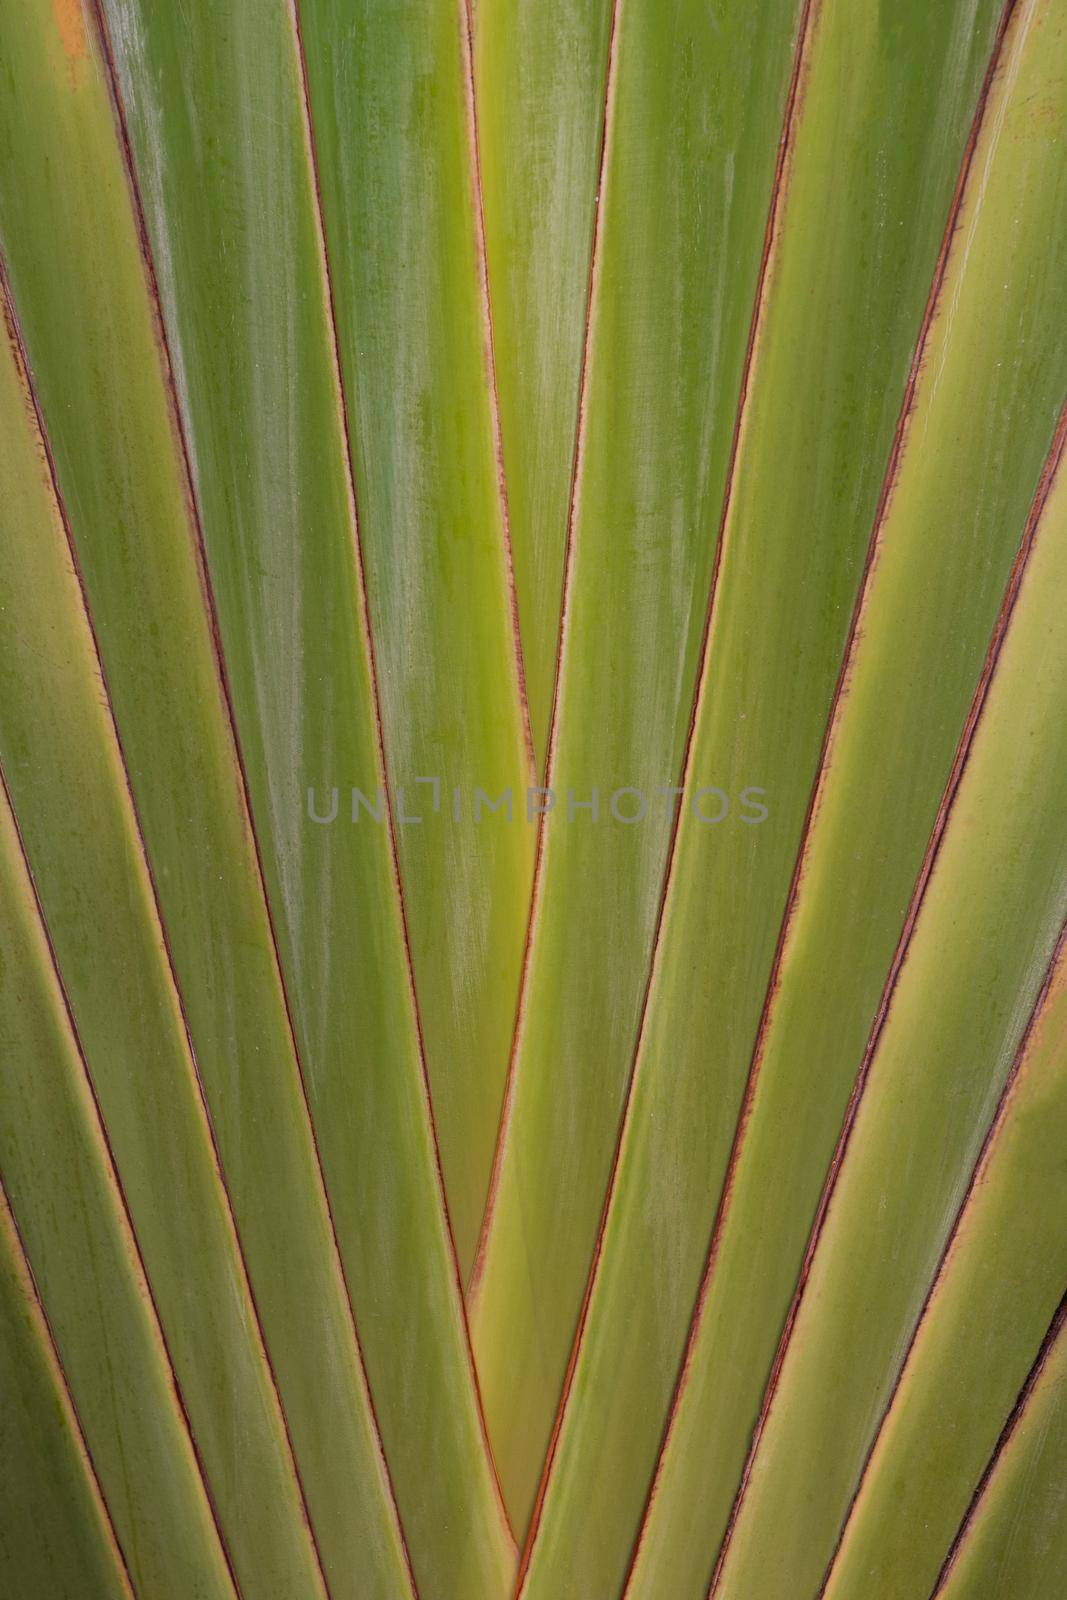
[{"left": 0, "top": 1, "right": 1064, "bottom": 1596}]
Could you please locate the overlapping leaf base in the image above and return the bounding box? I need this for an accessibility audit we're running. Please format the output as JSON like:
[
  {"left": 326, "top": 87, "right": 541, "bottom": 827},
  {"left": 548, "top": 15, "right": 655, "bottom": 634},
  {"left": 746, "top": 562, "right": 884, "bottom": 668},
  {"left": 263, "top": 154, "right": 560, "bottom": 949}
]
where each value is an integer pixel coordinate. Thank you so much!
[{"left": 0, "top": 1, "right": 1065, "bottom": 1597}]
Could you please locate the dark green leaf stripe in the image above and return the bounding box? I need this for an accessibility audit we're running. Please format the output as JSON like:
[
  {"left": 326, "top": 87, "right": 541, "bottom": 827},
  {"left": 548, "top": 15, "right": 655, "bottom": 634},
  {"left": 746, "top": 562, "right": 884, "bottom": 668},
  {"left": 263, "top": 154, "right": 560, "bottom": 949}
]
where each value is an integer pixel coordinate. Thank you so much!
[
  {"left": 0, "top": 774, "right": 238, "bottom": 1600},
  {"left": 472, "top": 0, "right": 614, "bottom": 768},
  {"left": 469, "top": 0, "right": 808, "bottom": 1532},
  {"left": 0, "top": 1181, "right": 134, "bottom": 1600},
  {"left": 0, "top": 4, "right": 413, "bottom": 1593},
  {"left": 98, "top": 0, "right": 518, "bottom": 1586},
  {"left": 935, "top": 1298, "right": 1067, "bottom": 1600}
]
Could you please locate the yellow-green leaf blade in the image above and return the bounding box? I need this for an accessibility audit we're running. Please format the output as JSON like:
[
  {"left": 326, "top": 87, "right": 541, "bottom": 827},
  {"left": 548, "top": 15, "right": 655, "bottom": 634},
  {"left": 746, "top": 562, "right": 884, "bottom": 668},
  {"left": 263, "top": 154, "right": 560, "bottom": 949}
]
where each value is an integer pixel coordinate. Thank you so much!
[
  {"left": 708, "top": 29, "right": 1067, "bottom": 1588},
  {"left": 100, "top": 0, "right": 516, "bottom": 1586},
  {"left": 0, "top": 5, "right": 412, "bottom": 1592},
  {"left": 715, "top": 476, "right": 1067, "bottom": 1594},
  {"left": 0, "top": 783, "right": 237, "bottom": 1600},
  {"left": 469, "top": 0, "right": 807, "bottom": 1531},
  {"left": 630, "top": 2, "right": 1067, "bottom": 1590},
  {"left": 0, "top": 279, "right": 330, "bottom": 1600},
  {"left": 936, "top": 1302, "right": 1067, "bottom": 1600},
  {"left": 295, "top": 0, "right": 537, "bottom": 1275},
  {"left": 0, "top": 1183, "right": 134, "bottom": 1600},
  {"left": 518, "top": 0, "right": 1013, "bottom": 1589},
  {"left": 823, "top": 870, "right": 1067, "bottom": 1600},
  {"left": 473, "top": 0, "right": 613, "bottom": 767}
]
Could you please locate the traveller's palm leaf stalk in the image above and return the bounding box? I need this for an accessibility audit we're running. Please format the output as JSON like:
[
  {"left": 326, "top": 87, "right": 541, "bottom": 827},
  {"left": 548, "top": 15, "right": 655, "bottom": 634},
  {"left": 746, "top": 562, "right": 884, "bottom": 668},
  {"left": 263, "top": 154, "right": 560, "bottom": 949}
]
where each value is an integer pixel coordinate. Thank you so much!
[{"left": 0, "top": 1, "right": 1064, "bottom": 1597}]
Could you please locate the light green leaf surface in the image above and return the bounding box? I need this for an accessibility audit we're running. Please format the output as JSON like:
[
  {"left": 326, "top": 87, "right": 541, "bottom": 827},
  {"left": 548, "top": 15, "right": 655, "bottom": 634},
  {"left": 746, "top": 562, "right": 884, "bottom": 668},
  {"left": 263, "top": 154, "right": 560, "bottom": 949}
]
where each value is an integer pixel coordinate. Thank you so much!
[
  {"left": 630, "top": 2, "right": 1067, "bottom": 1591},
  {"left": 823, "top": 797, "right": 1067, "bottom": 1600},
  {"left": 0, "top": 5, "right": 411, "bottom": 1593},
  {"left": 706, "top": 27, "right": 1067, "bottom": 1588},
  {"left": 937, "top": 1302, "right": 1067, "bottom": 1600},
  {"left": 469, "top": 0, "right": 807, "bottom": 1531},
  {"left": 0, "top": 200, "right": 329, "bottom": 1600},
  {"left": 100, "top": 0, "right": 515, "bottom": 1587},
  {"left": 295, "top": 0, "right": 536, "bottom": 1275},
  {"left": 0, "top": 1182, "right": 134, "bottom": 1600},
  {"left": 713, "top": 471, "right": 1067, "bottom": 1594},
  {"left": 473, "top": 0, "right": 613, "bottom": 767},
  {"left": 0, "top": 780, "right": 237, "bottom": 1600},
  {"left": 0, "top": 0, "right": 1064, "bottom": 1591},
  {"left": 518, "top": 0, "right": 1010, "bottom": 1590}
]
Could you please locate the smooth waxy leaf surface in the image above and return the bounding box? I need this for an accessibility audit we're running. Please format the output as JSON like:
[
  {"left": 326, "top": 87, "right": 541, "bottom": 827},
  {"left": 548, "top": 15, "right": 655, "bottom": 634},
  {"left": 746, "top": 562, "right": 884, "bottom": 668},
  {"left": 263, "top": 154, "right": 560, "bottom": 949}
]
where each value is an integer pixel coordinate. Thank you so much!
[
  {"left": 296, "top": 0, "right": 537, "bottom": 1276},
  {"left": 713, "top": 447, "right": 1067, "bottom": 1598},
  {"left": 631, "top": 2, "right": 1067, "bottom": 1590},
  {"left": 705, "top": 17, "right": 1067, "bottom": 1583},
  {"left": 0, "top": 5, "right": 411, "bottom": 1592},
  {"left": 0, "top": 781, "right": 237, "bottom": 1600},
  {"left": 937, "top": 1303, "right": 1067, "bottom": 1600},
  {"left": 0, "top": 0, "right": 1064, "bottom": 1592},
  {"left": 470, "top": 0, "right": 807, "bottom": 1530},
  {"left": 473, "top": 0, "right": 613, "bottom": 767},
  {"left": 0, "top": 275, "right": 328, "bottom": 1599},
  {"left": 0, "top": 1184, "right": 134, "bottom": 1600},
  {"left": 824, "top": 787, "right": 1067, "bottom": 1599},
  {"left": 518, "top": 0, "right": 1009, "bottom": 1590},
  {"left": 101, "top": 0, "right": 515, "bottom": 1587}
]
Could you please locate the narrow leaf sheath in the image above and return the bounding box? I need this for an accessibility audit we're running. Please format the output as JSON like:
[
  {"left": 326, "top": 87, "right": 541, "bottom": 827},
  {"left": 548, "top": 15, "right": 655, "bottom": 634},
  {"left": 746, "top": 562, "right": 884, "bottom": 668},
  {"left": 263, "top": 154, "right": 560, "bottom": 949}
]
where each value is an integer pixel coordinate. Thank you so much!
[
  {"left": 518, "top": 0, "right": 1014, "bottom": 1590},
  {"left": 472, "top": 0, "right": 615, "bottom": 769},
  {"left": 714, "top": 378, "right": 1067, "bottom": 1598},
  {"left": 0, "top": 1183, "right": 135, "bottom": 1600},
  {"left": 627, "top": 0, "right": 1067, "bottom": 1590},
  {"left": 706, "top": 16, "right": 1067, "bottom": 1595},
  {"left": 936, "top": 1302, "right": 1067, "bottom": 1600},
  {"left": 469, "top": 0, "right": 807, "bottom": 1532},
  {"left": 99, "top": 0, "right": 518, "bottom": 1589},
  {"left": 0, "top": 4, "right": 412, "bottom": 1593},
  {"left": 824, "top": 684, "right": 1067, "bottom": 1599},
  {"left": 0, "top": 783, "right": 238, "bottom": 1600},
  {"left": 294, "top": 0, "right": 537, "bottom": 1277},
  {"left": 0, "top": 264, "right": 330, "bottom": 1598}
]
